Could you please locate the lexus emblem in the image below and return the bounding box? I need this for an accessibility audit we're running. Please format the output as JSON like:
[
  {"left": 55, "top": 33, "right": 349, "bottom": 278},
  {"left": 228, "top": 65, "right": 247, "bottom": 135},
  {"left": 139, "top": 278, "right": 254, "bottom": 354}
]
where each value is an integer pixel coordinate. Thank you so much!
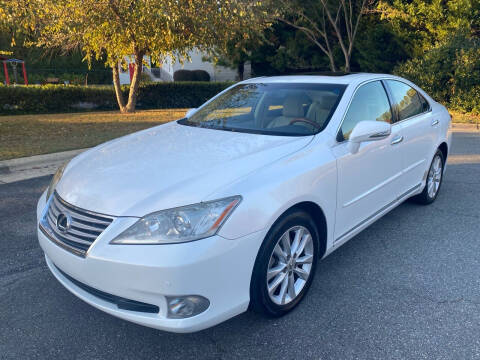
[{"left": 56, "top": 213, "right": 72, "bottom": 233}]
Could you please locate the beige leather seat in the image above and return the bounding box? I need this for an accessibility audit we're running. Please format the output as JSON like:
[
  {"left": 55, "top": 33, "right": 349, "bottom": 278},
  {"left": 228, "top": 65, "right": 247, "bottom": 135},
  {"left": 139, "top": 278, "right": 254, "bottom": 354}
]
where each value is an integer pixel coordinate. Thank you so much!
[
  {"left": 306, "top": 95, "right": 337, "bottom": 128},
  {"left": 267, "top": 97, "right": 304, "bottom": 129}
]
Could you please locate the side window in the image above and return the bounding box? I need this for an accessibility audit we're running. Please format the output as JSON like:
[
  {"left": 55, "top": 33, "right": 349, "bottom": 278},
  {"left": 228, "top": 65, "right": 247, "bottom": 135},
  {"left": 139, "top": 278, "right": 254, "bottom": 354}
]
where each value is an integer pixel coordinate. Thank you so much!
[
  {"left": 386, "top": 80, "right": 430, "bottom": 121},
  {"left": 338, "top": 81, "right": 392, "bottom": 141},
  {"left": 418, "top": 92, "right": 431, "bottom": 113}
]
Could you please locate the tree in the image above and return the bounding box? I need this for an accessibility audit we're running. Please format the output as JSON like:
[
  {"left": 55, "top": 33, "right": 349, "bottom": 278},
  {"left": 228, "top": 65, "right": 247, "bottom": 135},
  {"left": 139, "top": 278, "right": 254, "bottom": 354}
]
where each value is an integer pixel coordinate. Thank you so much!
[
  {"left": 394, "top": 32, "right": 480, "bottom": 114},
  {"left": 354, "top": 16, "right": 408, "bottom": 73},
  {"left": 207, "top": 28, "right": 267, "bottom": 80},
  {"left": 276, "top": 0, "right": 371, "bottom": 72},
  {"left": 209, "top": 33, "right": 257, "bottom": 81},
  {"left": 12, "top": 0, "right": 271, "bottom": 113},
  {"left": 0, "top": 0, "right": 41, "bottom": 49},
  {"left": 376, "top": 0, "right": 480, "bottom": 57}
]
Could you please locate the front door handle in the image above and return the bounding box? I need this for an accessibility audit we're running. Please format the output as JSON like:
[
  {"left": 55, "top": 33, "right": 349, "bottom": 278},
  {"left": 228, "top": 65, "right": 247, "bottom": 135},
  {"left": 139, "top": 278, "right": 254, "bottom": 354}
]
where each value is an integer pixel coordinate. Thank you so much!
[
  {"left": 431, "top": 119, "right": 439, "bottom": 126},
  {"left": 391, "top": 135, "right": 403, "bottom": 145}
]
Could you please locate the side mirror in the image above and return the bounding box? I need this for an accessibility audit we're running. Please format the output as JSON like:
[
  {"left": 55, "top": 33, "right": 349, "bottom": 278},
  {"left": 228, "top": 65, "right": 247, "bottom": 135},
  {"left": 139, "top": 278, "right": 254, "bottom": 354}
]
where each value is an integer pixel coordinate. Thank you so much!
[
  {"left": 348, "top": 121, "right": 391, "bottom": 154},
  {"left": 185, "top": 108, "right": 197, "bottom": 118}
]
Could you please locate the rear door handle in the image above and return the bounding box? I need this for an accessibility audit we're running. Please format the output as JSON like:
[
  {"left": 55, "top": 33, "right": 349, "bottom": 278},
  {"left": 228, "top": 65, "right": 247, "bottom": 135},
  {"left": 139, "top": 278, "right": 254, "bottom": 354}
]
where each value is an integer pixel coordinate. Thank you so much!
[
  {"left": 391, "top": 135, "right": 403, "bottom": 145},
  {"left": 431, "top": 119, "right": 439, "bottom": 126}
]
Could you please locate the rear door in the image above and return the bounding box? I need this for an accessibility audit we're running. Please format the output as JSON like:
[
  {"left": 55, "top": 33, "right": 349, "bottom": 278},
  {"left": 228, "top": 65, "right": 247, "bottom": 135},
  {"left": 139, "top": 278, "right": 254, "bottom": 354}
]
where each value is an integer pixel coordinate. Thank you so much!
[
  {"left": 384, "top": 80, "right": 437, "bottom": 197},
  {"left": 332, "top": 80, "right": 403, "bottom": 243}
]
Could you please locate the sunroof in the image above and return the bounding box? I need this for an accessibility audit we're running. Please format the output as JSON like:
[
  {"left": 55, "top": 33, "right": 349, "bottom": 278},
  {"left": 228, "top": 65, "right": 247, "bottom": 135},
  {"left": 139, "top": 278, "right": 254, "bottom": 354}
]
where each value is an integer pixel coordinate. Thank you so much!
[{"left": 287, "top": 71, "right": 356, "bottom": 77}]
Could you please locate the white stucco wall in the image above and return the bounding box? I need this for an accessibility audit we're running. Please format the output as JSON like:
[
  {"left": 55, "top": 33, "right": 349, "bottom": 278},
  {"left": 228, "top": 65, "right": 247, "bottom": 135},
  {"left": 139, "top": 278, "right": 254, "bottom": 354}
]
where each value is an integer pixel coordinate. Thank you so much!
[
  {"left": 118, "top": 50, "right": 251, "bottom": 84},
  {"left": 160, "top": 49, "right": 251, "bottom": 82}
]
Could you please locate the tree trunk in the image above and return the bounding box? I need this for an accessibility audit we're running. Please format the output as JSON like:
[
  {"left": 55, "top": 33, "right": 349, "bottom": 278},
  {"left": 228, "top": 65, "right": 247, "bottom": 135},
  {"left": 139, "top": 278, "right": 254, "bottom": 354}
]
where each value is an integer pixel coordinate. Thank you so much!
[
  {"left": 344, "top": 57, "right": 350, "bottom": 72},
  {"left": 237, "top": 62, "right": 244, "bottom": 80},
  {"left": 327, "top": 53, "right": 337, "bottom": 72},
  {"left": 124, "top": 51, "right": 145, "bottom": 113},
  {"left": 112, "top": 64, "right": 127, "bottom": 113}
]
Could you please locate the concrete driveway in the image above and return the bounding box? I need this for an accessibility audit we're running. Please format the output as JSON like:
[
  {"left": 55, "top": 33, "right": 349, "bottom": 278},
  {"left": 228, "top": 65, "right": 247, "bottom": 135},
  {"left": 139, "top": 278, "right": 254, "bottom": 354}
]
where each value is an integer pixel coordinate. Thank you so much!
[{"left": 0, "top": 129, "right": 479, "bottom": 359}]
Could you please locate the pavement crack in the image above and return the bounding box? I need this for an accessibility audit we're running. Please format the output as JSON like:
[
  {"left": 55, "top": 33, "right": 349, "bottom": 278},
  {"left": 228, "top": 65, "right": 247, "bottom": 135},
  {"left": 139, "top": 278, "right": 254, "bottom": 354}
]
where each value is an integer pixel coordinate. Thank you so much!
[
  {"left": 0, "top": 261, "right": 44, "bottom": 280},
  {"left": 436, "top": 297, "right": 480, "bottom": 306}
]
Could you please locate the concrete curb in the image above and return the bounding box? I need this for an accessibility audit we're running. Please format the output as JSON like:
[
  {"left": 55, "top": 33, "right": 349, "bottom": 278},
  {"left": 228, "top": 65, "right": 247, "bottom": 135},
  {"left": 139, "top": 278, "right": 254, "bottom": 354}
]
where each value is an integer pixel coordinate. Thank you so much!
[
  {"left": 0, "top": 148, "right": 89, "bottom": 184},
  {"left": 451, "top": 123, "right": 479, "bottom": 132}
]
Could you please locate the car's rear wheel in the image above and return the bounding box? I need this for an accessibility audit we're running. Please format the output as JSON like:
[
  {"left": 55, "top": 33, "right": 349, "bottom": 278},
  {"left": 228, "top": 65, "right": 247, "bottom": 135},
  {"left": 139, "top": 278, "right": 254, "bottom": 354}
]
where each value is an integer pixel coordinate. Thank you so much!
[
  {"left": 250, "top": 210, "right": 319, "bottom": 316},
  {"left": 413, "top": 149, "right": 445, "bottom": 204}
]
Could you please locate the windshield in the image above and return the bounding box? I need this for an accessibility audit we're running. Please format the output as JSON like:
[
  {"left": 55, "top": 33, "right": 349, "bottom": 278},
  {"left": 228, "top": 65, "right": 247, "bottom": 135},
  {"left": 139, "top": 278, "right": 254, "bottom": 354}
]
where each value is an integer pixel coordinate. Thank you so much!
[{"left": 178, "top": 83, "right": 346, "bottom": 136}]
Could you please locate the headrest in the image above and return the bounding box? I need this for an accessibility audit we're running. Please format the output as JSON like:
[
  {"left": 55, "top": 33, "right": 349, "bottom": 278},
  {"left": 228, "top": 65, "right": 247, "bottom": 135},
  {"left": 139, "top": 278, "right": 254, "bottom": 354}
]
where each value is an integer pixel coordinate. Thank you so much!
[
  {"left": 282, "top": 97, "right": 304, "bottom": 118},
  {"left": 316, "top": 95, "right": 337, "bottom": 110}
]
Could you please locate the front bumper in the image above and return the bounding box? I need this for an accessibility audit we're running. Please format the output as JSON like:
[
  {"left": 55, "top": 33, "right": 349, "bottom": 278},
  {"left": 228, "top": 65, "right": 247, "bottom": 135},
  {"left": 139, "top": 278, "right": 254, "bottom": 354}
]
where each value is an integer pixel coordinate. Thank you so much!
[{"left": 37, "top": 192, "right": 266, "bottom": 333}]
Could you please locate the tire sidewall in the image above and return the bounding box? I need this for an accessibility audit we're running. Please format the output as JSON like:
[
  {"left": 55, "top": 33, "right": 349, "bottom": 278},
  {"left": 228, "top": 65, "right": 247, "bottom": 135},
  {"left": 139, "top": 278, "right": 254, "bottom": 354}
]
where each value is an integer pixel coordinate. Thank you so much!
[
  {"left": 250, "top": 210, "right": 320, "bottom": 316},
  {"left": 426, "top": 150, "right": 445, "bottom": 202}
]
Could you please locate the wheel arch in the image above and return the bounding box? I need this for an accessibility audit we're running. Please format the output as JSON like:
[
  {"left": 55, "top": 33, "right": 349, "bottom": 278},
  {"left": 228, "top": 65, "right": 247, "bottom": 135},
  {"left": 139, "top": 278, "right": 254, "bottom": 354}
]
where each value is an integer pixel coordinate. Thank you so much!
[
  {"left": 270, "top": 201, "right": 328, "bottom": 259},
  {"left": 438, "top": 142, "right": 448, "bottom": 162}
]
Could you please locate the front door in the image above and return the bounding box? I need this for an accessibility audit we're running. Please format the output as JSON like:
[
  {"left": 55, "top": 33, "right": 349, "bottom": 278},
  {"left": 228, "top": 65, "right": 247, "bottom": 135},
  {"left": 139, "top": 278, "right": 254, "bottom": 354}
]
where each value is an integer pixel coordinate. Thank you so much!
[{"left": 332, "top": 80, "right": 403, "bottom": 242}]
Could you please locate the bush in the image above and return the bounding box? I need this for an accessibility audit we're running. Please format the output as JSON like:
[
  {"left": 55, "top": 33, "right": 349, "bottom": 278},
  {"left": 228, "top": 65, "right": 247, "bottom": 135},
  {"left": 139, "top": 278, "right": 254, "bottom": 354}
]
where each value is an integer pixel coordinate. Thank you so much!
[
  {"left": 173, "top": 69, "right": 211, "bottom": 82},
  {"left": 394, "top": 33, "right": 480, "bottom": 114},
  {"left": 191, "top": 70, "right": 210, "bottom": 82},
  {"left": 173, "top": 69, "right": 193, "bottom": 81},
  {"left": 136, "top": 82, "right": 229, "bottom": 109},
  {"left": 0, "top": 81, "right": 233, "bottom": 115}
]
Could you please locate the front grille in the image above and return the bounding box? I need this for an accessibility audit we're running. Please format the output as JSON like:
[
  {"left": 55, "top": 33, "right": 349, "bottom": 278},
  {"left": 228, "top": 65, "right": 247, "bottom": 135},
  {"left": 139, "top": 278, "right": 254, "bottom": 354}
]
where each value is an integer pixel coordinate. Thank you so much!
[
  {"left": 55, "top": 264, "right": 159, "bottom": 313},
  {"left": 40, "top": 192, "right": 114, "bottom": 257}
]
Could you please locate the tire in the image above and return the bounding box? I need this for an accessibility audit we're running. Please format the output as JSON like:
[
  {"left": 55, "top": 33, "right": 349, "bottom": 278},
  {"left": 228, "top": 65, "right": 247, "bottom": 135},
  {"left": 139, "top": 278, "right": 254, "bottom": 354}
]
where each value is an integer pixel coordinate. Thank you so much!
[
  {"left": 250, "top": 209, "right": 320, "bottom": 317},
  {"left": 413, "top": 149, "right": 445, "bottom": 205}
]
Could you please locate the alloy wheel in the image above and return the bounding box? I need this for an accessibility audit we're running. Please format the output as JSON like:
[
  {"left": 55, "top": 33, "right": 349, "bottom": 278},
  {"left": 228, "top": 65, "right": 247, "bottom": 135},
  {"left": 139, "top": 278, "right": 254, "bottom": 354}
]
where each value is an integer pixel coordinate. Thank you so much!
[
  {"left": 427, "top": 154, "right": 443, "bottom": 198},
  {"left": 266, "top": 226, "right": 314, "bottom": 305}
]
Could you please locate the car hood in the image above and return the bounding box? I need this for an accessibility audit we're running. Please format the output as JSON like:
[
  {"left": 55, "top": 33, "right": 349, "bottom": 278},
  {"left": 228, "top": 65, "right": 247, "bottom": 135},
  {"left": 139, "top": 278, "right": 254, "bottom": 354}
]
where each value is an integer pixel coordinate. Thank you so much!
[{"left": 56, "top": 122, "right": 312, "bottom": 217}]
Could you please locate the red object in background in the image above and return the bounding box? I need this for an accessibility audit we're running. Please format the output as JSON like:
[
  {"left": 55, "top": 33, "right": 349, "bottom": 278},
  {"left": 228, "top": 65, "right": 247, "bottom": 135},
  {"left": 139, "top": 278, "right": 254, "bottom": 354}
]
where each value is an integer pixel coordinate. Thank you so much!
[
  {"left": 129, "top": 63, "right": 135, "bottom": 83},
  {"left": 2, "top": 61, "right": 9, "bottom": 85},
  {"left": 21, "top": 62, "right": 28, "bottom": 85},
  {"left": 1, "top": 57, "right": 28, "bottom": 85}
]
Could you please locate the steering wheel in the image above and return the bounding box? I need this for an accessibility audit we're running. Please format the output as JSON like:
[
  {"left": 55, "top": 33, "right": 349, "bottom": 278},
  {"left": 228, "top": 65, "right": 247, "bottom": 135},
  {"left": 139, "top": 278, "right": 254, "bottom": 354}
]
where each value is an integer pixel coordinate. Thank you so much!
[{"left": 289, "top": 117, "right": 322, "bottom": 129}]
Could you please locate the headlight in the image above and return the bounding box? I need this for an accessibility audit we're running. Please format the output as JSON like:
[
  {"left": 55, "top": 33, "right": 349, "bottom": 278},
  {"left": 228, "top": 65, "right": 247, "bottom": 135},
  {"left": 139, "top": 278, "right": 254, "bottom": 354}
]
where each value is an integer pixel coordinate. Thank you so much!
[
  {"left": 46, "top": 161, "right": 70, "bottom": 200},
  {"left": 110, "top": 196, "right": 241, "bottom": 244}
]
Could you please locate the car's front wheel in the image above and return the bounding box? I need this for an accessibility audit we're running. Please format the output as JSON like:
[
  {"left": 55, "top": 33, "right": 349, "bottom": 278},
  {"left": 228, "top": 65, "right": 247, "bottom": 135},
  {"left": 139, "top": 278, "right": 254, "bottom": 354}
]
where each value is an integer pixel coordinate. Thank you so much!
[
  {"left": 413, "top": 149, "right": 445, "bottom": 204},
  {"left": 250, "top": 210, "right": 319, "bottom": 316}
]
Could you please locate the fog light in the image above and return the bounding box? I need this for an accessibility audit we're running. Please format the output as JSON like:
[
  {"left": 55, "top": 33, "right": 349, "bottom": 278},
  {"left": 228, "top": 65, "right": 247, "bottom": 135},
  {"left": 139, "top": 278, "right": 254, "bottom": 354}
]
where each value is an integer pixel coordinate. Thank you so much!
[{"left": 166, "top": 295, "right": 210, "bottom": 319}]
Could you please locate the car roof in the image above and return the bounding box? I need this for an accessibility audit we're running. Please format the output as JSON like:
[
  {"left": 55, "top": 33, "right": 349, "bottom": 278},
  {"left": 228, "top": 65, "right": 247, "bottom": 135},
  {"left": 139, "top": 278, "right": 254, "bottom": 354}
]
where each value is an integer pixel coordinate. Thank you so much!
[{"left": 241, "top": 73, "right": 394, "bottom": 85}]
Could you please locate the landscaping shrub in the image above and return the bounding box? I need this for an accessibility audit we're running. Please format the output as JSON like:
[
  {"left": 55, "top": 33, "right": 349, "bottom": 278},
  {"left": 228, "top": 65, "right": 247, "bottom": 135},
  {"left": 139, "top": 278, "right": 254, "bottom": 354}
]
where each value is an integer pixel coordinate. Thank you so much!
[
  {"left": 136, "top": 82, "right": 229, "bottom": 109},
  {"left": 173, "top": 69, "right": 211, "bottom": 82},
  {"left": 173, "top": 69, "right": 194, "bottom": 81},
  {"left": 0, "top": 81, "right": 233, "bottom": 115},
  {"left": 394, "top": 33, "right": 480, "bottom": 114},
  {"left": 191, "top": 70, "right": 210, "bottom": 82}
]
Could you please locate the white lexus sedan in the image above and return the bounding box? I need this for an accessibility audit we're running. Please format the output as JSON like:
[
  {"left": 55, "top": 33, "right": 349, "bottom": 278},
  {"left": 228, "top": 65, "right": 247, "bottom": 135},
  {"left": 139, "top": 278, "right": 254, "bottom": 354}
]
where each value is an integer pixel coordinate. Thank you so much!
[{"left": 37, "top": 74, "right": 452, "bottom": 332}]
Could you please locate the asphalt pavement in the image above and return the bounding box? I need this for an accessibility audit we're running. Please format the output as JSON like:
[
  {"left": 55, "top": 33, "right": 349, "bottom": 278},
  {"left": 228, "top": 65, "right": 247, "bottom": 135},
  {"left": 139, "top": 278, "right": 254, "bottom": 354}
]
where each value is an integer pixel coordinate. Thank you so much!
[{"left": 0, "top": 130, "right": 479, "bottom": 359}]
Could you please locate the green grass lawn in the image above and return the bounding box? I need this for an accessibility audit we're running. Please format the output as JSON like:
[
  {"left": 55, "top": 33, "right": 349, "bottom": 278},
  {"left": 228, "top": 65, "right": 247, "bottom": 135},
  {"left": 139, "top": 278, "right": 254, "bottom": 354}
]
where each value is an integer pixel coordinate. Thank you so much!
[
  {"left": 0, "top": 110, "right": 187, "bottom": 160},
  {"left": 0, "top": 109, "right": 477, "bottom": 161},
  {"left": 448, "top": 110, "right": 480, "bottom": 126}
]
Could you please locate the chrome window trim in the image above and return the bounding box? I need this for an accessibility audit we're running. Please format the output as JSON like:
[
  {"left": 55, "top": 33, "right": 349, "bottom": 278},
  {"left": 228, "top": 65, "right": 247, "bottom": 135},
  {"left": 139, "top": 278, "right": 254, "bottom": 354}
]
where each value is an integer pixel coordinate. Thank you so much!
[
  {"left": 335, "top": 77, "right": 433, "bottom": 144},
  {"left": 335, "top": 78, "right": 395, "bottom": 144},
  {"left": 383, "top": 79, "right": 432, "bottom": 125},
  {"left": 391, "top": 108, "right": 432, "bottom": 126}
]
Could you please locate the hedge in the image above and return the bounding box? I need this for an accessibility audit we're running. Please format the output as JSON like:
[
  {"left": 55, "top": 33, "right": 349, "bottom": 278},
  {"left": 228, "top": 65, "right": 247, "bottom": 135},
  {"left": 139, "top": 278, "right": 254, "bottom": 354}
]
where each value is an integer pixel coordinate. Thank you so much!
[
  {"left": 173, "top": 69, "right": 211, "bottom": 82},
  {"left": 0, "top": 81, "right": 233, "bottom": 115}
]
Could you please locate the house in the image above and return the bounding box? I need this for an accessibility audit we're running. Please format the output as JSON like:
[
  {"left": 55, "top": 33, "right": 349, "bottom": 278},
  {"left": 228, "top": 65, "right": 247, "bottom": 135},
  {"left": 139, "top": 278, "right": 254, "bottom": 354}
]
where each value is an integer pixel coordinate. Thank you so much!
[{"left": 118, "top": 49, "right": 251, "bottom": 85}]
